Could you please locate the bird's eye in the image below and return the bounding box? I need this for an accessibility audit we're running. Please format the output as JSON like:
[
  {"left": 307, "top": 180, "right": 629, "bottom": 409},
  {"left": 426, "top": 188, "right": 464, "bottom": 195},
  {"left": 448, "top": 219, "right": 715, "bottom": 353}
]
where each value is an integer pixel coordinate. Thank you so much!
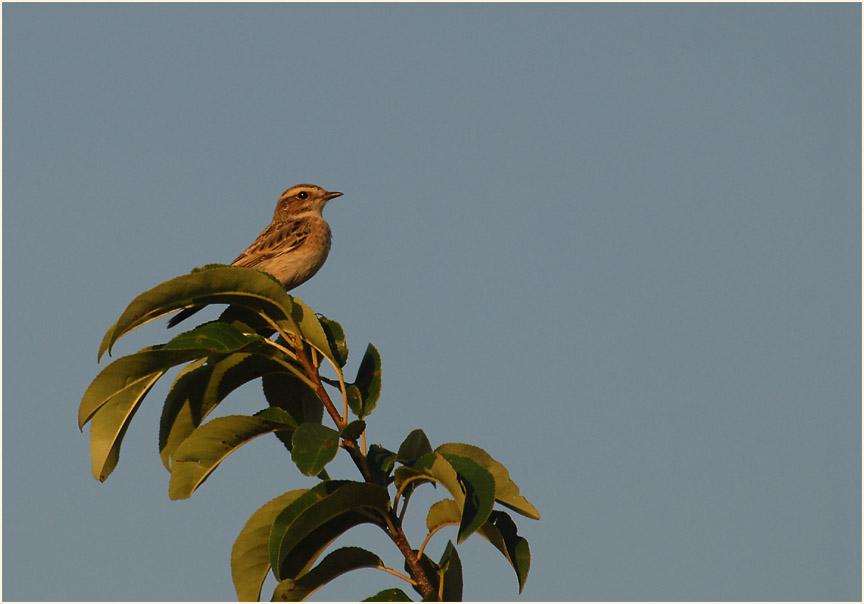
[{"left": 297, "top": 191, "right": 309, "bottom": 200}]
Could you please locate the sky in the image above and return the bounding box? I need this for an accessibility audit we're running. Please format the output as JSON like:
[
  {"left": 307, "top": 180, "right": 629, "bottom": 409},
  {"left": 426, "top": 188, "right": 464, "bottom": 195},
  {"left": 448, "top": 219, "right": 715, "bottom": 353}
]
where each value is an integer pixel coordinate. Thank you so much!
[{"left": 2, "top": 3, "right": 861, "bottom": 602}]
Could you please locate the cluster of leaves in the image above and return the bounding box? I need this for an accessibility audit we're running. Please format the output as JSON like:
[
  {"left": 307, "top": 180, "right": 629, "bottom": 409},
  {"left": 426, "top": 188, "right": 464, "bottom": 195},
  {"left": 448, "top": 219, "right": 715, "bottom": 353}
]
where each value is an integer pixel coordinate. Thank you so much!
[{"left": 79, "top": 266, "right": 539, "bottom": 601}]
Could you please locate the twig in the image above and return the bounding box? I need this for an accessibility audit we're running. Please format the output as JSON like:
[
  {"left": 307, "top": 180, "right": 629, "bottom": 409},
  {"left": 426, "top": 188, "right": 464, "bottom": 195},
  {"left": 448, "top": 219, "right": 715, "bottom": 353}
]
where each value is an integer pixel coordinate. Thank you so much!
[
  {"left": 387, "top": 510, "right": 435, "bottom": 599},
  {"left": 418, "top": 521, "right": 457, "bottom": 560}
]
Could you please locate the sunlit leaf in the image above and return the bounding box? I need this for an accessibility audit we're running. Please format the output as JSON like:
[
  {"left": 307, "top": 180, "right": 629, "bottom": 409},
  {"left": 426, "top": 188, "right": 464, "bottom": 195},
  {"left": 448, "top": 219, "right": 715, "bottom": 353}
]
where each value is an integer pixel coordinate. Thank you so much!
[
  {"left": 99, "top": 265, "right": 297, "bottom": 360},
  {"left": 88, "top": 370, "right": 164, "bottom": 481},
  {"left": 395, "top": 452, "right": 494, "bottom": 542},
  {"left": 438, "top": 453, "right": 495, "bottom": 543},
  {"left": 425, "top": 499, "right": 461, "bottom": 534},
  {"left": 168, "top": 409, "right": 297, "bottom": 499},
  {"left": 81, "top": 343, "right": 259, "bottom": 481},
  {"left": 393, "top": 452, "right": 453, "bottom": 504},
  {"left": 79, "top": 347, "right": 207, "bottom": 429},
  {"left": 231, "top": 490, "right": 307, "bottom": 602},
  {"left": 435, "top": 443, "right": 540, "bottom": 520}
]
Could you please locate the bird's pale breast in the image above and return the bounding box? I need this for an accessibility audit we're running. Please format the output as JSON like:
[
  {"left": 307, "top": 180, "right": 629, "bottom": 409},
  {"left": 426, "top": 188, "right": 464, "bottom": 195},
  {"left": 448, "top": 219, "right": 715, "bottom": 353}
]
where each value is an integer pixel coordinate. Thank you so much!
[{"left": 257, "top": 218, "right": 332, "bottom": 289}]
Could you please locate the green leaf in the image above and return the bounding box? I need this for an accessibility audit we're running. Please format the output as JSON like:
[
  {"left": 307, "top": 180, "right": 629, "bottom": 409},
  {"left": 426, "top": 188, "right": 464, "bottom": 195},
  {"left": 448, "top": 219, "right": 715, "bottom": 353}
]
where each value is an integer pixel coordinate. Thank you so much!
[
  {"left": 262, "top": 372, "right": 324, "bottom": 426},
  {"left": 395, "top": 452, "right": 494, "bottom": 543},
  {"left": 255, "top": 406, "right": 299, "bottom": 423},
  {"left": 351, "top": 343, "right": 381, "bottom": 417},
  {"left": 98, "top": 265, "right": 297, "bottom": 360},
  {"left": 217, "top": 304, "right": 276, "bottom": 333},
  {"left": 271, "top": 547, "right": 384, "bottom": 602},
  {"left": 346, "top": 383, "right": 363, "bottom": 417},
  {"left": 79, "top": 347, "right": 209, "bottom": 429},
  {"left": 426, "top": 499, "right": 461, "bottom": 533},
  {"left": 363, "top": 588, "right": 414, "bottom": 602},
  {"left": 438, "top": 454, "right": 495, "bottom": 543},
  {"left": 367, "top": 444, "right": 397, "bottom": 486},
  {"left": 158, "top": 358, "right": 209, "bottom": 469},
  {"left": 163, "top": 322, "right": 264, "bottom": 353},
  {"left": 393, "top": 453, "right": 453, "bottom": 502},
  {"left": 284, "top": 296, "right": 343, "bottom": 376},
  {"left": 437, "top": 541, "right": 463, "bottom": 602},
  {"left": 231, "top": 490, "right": 307, "bottom": 602},
  {"left": 397, "top": 429, "right": 433, "bottom": 466},
  {"left": 481, "top": 511, "right": 531, "bottom": 593},
  {"left": 318, "top": 315, "right": 349, "bottom": 367},
  {"left": 263, "top": 370, "right": 325, "bottom": 453},
  {"left": 435, "top": 443, "right": 540, "bottom": 520},
  {"left": 161, "top": 355, "right": 251, "bottom": 468},
  {"left": 390, "top": 430, "right": 436, "bottom": 503},
  {"left": 159, "top": 353, "right": 300, "bottom": 469},
  {"left": 341, "top": 420, "right": 366, "bottom": 442},
  {"left": 88, "top": 370, "right": 163, "bottom": 481},
  {"left": 282, "top": 509, "right": 372, "bottom": 580},
  {"left": 269, "top": 481, "right": 389, "bottom": 581},
  {"left": 80, "top": 345, "right": 235, "bottom": 481},
  {"left": 168, "top": 410, "right": 298, "bottom": 500},
  {"left": 290, "top": 423, "right": 340, "bottom": 477},
  {"left": 426, "top": 500, "right": 531, "bottom": 592}
]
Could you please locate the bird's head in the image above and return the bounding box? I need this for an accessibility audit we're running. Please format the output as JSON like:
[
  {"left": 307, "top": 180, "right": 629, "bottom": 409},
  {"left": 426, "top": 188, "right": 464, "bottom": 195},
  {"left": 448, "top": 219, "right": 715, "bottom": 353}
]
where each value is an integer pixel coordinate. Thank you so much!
[{"left": 275, "top": 184, "right": 343, "bottom": 218}]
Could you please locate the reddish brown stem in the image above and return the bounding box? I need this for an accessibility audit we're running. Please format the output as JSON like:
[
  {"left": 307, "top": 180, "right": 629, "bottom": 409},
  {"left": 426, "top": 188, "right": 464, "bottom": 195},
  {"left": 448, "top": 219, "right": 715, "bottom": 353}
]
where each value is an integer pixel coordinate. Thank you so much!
[
  {"left": 295, "top": 342, "right": 345, "bottom": 429},
  {"left": 387, "top": 510, "right": 436, "bottom": 599}
]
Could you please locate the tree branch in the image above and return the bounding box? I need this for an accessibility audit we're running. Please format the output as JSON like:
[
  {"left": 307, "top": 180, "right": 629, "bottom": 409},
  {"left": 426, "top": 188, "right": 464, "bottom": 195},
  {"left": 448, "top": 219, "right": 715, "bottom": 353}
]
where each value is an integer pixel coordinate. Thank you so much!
[
  {"left": 386, "top": 510, "right": 436, "bottom": 599},
  {"left": 295, "top": 341, "right": 345, "bottom": 429},
  {"left": 341, "top": 439, "right": 373, "bottom": 483}
]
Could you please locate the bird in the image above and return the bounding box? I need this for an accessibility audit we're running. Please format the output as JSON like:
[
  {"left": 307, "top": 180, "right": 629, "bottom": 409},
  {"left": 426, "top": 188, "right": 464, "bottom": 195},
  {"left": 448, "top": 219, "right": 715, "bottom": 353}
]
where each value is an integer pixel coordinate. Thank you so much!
[{"left": 167, "top": 184, "right": 343, "bottom": 328}]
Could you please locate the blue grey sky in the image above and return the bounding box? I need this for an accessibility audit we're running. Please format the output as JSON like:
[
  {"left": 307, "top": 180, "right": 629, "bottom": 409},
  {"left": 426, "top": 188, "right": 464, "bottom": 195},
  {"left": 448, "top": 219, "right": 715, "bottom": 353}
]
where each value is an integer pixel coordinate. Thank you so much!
[{"left": 3, "top": 3, "right": 860, "bottom": 601}]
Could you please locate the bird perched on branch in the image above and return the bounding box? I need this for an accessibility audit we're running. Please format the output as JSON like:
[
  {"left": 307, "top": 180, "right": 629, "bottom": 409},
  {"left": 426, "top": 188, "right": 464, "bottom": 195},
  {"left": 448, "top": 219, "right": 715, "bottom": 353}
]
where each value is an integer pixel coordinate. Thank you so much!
[{"left": 167, "top": 184, "right": 343, "bottom": 328}]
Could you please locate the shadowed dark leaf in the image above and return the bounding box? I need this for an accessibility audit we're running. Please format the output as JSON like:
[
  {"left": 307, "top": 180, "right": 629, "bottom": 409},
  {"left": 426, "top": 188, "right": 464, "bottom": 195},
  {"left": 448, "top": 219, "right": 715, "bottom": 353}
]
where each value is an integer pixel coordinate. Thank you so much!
[
  {"left": 271, "top": 547, "right": 384, "bottom": 601},
  {"left": 269, "top": 481, "right": 389, "bottom": 581}
]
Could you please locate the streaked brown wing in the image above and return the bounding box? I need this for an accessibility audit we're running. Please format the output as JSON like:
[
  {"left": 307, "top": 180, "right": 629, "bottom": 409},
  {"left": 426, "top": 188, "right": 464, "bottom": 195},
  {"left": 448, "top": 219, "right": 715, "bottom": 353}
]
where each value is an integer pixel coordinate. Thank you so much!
[{"left": 231, "top": 218, "right": 311, "bottom": 268}]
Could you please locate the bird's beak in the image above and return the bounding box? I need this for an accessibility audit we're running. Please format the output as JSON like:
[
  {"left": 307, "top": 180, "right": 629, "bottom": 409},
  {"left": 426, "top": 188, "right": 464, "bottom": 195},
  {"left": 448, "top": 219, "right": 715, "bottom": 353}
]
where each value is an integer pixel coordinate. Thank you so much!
[{"left": 325, "top": 191, "right": 343, "bottom": 201}]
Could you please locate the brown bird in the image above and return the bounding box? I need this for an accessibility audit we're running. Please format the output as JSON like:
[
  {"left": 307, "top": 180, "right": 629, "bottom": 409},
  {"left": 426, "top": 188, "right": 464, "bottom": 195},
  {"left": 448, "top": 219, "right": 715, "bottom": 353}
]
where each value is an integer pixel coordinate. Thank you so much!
[{"left": 167, "top": 184, "right": 343, "bottom": 328}]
